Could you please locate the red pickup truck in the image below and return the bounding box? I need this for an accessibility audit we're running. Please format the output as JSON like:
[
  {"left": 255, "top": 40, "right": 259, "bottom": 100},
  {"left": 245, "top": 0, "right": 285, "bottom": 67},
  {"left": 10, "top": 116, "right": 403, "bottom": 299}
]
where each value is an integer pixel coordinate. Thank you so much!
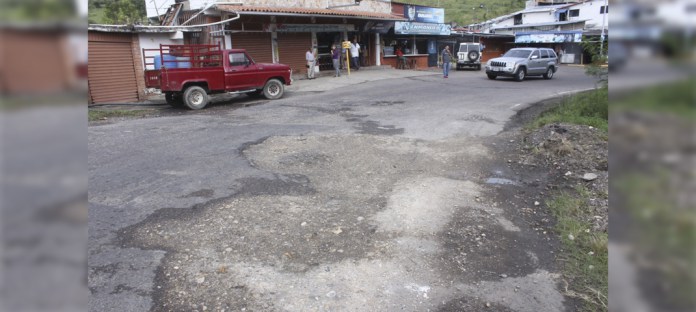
[{"left": 143, "top": 44, "right": 292, "bottom": 109}]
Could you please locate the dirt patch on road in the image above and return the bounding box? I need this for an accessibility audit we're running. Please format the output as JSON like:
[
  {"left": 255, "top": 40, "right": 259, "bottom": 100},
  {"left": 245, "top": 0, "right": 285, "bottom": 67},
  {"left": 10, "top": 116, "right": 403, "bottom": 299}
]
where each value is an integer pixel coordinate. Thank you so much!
[{"left": 119, "top": 133, "right": 570, "bottom": 311}]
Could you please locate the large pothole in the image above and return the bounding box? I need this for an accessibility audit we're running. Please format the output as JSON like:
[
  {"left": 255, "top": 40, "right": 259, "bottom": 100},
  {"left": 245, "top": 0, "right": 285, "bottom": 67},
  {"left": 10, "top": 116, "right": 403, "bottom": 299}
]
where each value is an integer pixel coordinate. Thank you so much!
[{"left": 119, "top": 134, "right": 564, "bottom": 311}]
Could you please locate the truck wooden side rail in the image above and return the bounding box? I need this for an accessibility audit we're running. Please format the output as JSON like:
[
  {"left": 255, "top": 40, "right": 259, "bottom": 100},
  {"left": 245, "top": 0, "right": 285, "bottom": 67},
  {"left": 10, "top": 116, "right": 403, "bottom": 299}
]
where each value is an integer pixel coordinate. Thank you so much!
[{"left": 142, "top": 44, "right": 292, "bottom": 110}]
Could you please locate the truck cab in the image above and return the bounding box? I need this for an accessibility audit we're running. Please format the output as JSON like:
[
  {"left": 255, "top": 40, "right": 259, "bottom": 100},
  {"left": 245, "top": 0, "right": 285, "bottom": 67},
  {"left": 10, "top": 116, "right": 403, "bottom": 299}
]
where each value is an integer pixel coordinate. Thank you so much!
[{"left": 144, "top": 44, "right": 292, "bottom": 110}]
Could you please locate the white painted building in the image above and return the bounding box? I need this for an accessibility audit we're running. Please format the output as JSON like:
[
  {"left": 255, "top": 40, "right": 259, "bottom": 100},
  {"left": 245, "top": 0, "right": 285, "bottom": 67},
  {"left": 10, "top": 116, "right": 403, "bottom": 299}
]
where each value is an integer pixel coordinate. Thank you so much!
[
  {"left": 469, "top": 0, "right": 609, "bottom": 35},
  {"left": 565, "top": 0, "right": 608, "bottom": 30}
]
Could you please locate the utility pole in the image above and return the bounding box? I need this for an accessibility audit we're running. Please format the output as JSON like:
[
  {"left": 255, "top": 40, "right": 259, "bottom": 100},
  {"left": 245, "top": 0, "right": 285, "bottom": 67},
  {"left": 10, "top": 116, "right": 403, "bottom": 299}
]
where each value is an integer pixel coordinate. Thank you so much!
[{"left": 599, "top": 0, "right": 607, "bottom": 57}]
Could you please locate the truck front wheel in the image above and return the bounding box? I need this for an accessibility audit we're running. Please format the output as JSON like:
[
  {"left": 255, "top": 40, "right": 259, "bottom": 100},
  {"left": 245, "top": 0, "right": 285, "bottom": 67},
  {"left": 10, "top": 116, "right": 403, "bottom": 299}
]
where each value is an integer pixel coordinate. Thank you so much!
[
  {"left": 183, "top": 86, "right": 209, "bottom": 110},
  {"left": 262, "top": 79, "right": 284, "bottom": 100}
]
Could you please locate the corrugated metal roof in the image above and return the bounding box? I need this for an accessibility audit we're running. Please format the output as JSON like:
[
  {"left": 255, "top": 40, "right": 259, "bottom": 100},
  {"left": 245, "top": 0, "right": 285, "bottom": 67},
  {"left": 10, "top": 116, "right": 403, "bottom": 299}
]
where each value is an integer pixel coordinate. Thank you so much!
[
  {"left": 88, "top": 24, "right": 203, "bottom": 33},
  {"left": 492, "top": 19, "right": 588, "bottom": 30},
  {"left": 217, "top": 5, "right": 406, "bottom": 20},
  {"left": 519, "top": 4, "right": 575, "bottom": 14}
]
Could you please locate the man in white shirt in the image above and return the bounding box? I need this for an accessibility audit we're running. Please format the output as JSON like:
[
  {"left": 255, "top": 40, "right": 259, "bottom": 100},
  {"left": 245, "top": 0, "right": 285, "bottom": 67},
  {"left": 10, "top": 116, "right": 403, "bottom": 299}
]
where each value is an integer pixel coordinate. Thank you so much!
[
  {"left": 306, "top": 48, "right": 316, "bottom": 79},
  {"left": 349, "top": 39, "right": 360, "bottom": 70}
]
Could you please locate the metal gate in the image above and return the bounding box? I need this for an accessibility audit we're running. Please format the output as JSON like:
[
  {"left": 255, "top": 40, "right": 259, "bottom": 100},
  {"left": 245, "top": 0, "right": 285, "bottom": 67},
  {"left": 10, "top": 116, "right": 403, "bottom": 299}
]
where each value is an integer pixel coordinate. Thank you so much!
[
  {"left": 88, "top": 32, "right": 139, "bottom": 104},
  {"left": 230, "top": 33, "right": 273, "bottom": 64},
  {"left": 277, "top": 33, "right": 312, "bottom": 74}
]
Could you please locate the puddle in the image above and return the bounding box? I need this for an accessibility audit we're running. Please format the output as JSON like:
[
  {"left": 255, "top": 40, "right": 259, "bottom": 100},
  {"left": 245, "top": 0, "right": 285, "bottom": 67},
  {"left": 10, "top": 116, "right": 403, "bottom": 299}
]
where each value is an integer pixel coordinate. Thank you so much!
[{"left": 485, "top": 177, "right": 519, "bottom": 186}]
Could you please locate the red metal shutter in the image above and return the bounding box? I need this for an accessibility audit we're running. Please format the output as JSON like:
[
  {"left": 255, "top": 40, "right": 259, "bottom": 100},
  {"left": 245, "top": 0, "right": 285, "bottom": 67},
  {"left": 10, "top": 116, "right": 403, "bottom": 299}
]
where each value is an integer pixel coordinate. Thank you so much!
[
  {"left": 230, "top": 33, "right": 272, "bottom": 64},
  {"left": 277, "top": 33, "right": 312, "bottom": 74},
  {"left": 88, "top": 32, "right": 139, "bottom": 104}
]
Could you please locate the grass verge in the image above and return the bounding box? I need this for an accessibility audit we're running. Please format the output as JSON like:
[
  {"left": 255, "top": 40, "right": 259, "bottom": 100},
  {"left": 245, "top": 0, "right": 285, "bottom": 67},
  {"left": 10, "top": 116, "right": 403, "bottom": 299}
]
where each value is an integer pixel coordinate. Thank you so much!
[
  {"left": 89, "top": 109, "right": 155, "bottom": 122},
  {"left": 528, "top": 87, "right": 608, "bottom": 132},
  {"left": 611, "top": 78, "right": 696, "bottom": 119},
  {"left": 546, "top": 186, "right": 608, "bottom": 312},
  {"left": 616, "top": 170, "right": 696, "bottom": 308}
]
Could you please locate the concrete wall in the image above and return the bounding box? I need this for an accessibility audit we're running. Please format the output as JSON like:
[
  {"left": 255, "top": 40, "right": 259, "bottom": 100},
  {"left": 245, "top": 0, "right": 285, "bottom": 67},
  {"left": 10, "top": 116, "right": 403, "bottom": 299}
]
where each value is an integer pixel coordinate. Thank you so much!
[
  {"left": 496, "top": 17, "right": 515, "bottom": 28},
  {"left": 522, "top": 11, "right": 555, "bottom": 24},
  {"left": 138, "top": 33, "right": 185, "bottom": 69}
]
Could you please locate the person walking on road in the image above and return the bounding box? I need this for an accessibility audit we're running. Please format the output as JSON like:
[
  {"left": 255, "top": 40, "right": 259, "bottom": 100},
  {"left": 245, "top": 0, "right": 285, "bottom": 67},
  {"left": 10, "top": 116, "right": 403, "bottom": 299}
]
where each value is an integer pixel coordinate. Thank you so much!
[
  {"left": 442, "top": 45, "right": 452, "bottom": 78},
  {"left": 306, "top": 47, "right": 316, "bottom": 79},
  {"left": 349, "top": 39, "right": 360, "bottom": 70},
  {"left": 331, "top": 44, "right": 341, "bottom": 77}
]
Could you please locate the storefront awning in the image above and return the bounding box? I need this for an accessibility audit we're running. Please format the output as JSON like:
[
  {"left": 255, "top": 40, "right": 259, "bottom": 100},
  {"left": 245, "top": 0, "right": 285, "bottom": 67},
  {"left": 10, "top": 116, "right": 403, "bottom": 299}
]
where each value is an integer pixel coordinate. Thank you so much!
[
  {"left": 217, "top": 5, "right": 406, "bottom": 21},
  {"left": 515, "top": 30, "right": 583, "bottom": 43}
]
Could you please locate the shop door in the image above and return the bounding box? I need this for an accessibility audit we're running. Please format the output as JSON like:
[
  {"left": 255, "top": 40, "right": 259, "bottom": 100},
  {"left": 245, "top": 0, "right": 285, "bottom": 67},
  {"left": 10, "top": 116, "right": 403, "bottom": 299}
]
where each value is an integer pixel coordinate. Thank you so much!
[
  {"left": 277, "top": 33, "right": 312, "bottom": 74},
  {"left": 230, "top": 33, "right": 272, "bottom": 64},
  {"left": 88, "top": 32, "right": 139, "bottom": 103}
]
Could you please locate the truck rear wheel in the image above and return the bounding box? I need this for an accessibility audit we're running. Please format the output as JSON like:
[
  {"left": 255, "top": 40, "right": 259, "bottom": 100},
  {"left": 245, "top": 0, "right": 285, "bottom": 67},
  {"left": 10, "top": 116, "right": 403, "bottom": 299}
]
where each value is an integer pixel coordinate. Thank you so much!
[
  {"left": 183, "top": 86, "right": 209, "bottom": 110},
  {"left": 262, "top": 79, "right": 284, "bottom": 100}
]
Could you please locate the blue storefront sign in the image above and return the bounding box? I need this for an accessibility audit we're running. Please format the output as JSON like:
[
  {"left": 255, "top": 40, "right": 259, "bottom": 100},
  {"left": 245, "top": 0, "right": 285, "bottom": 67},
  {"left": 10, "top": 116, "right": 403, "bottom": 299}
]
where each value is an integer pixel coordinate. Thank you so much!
[
  {"left": 515, "top": 31, "right": 582, "bottom": 43},
  {"left": 395, "top": 22, "right": 451, "bottom": 36},
  {"left": 404, "top": 5, "right": 445, "bottom": 24}
]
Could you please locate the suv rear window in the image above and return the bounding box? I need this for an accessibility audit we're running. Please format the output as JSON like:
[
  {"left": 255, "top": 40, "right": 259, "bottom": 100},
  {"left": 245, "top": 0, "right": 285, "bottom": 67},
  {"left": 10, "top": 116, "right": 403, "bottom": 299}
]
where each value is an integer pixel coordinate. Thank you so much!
[
  {"left": 548, "top": 50, "right": 557, "bottom": 58},
  {"left": 540, "top": 49, "right": 549, "bottom": 59},
  {"left": 459, "top": 44, "right": 479, "bottom": 52}
]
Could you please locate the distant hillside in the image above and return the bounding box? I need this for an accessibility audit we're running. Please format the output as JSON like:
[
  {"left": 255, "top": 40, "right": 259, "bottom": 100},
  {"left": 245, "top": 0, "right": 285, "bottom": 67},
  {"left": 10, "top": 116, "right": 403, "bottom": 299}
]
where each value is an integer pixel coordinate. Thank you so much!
[{"left": 403, "top": 0, "right": 526, "bottom": 27}]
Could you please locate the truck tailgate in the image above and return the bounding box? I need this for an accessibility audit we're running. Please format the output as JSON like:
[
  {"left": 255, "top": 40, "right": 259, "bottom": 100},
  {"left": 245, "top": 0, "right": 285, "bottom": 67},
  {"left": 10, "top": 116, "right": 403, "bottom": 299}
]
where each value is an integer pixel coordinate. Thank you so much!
[{"left": 144, "top": 70, "right": 160, "bottom": 88}]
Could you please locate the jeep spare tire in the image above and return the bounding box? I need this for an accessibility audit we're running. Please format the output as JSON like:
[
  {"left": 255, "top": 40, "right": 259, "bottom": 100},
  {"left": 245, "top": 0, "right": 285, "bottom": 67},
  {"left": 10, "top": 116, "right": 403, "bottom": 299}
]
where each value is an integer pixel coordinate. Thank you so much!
[{"left": 468, "top": 50, "right": 479, "bottom": 61}]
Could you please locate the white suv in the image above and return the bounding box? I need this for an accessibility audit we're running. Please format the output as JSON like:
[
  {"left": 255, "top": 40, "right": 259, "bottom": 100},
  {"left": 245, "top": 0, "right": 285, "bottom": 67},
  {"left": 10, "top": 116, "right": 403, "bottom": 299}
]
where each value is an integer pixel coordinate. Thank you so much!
[{"left": 456, "top": 42, "right": 482, "bottom": 70}]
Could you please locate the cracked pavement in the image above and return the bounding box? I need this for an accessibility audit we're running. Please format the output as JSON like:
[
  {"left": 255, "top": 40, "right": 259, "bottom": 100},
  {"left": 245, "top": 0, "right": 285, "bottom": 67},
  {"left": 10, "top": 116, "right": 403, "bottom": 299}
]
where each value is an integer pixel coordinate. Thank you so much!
[{"left": 89, "top": 67, "right": 596, "bottom": 311}]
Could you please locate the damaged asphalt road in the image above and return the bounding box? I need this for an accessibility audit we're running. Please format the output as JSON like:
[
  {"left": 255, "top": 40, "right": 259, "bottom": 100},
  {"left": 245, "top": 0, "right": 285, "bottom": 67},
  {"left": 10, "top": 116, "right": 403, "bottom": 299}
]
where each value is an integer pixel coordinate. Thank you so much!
[{"left": 89, "top": 68, "right": 596, "bottom": 311}]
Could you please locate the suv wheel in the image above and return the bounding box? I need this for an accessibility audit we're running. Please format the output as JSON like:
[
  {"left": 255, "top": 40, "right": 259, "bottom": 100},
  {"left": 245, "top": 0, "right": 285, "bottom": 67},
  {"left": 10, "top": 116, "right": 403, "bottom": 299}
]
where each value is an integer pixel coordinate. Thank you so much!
[
  {"left": 543, "top": 67, "right": 555, "bottom": 79},
  {"left": 487, "top": 73, "right": 497, "bottom": 80},
  {"left": 183, "top": 86, "right": 209, "bottom": 110},
  {"left": 514, "top": 68, "right": 526, "bottom": 82}
]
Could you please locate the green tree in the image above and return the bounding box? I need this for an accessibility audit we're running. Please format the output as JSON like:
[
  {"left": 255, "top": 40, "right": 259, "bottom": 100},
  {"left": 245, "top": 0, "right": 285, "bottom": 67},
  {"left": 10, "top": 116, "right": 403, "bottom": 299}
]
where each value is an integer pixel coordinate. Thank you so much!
[
  {"left": 103, "top": 0, "right": 145, "bottom": 24},
  {"left": 1, "top": 0, "right": 77, "bottom": 21}
]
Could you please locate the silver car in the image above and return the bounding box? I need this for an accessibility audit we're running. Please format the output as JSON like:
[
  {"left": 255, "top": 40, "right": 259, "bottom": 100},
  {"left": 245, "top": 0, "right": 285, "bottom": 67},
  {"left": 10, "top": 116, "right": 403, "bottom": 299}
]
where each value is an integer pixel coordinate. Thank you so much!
[{"left": 485, "top": 48, "right": 558, "bottom": 81}]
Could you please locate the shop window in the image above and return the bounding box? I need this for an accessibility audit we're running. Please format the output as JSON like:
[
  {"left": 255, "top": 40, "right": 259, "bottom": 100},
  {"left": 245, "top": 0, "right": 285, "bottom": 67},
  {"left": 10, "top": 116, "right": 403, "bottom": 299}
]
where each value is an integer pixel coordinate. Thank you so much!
[{"left": 600, "top": 6, "right": 608, "bottom": 14}]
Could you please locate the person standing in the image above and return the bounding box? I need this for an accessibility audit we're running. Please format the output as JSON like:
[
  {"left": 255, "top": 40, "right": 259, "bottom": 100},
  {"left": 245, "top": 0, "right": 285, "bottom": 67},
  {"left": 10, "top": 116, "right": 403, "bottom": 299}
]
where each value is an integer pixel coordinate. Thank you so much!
[
  {"left": 331, "top": 44, "right": 341, "bottom": 77},
  {"left": 395, "top": 46, "right": 405, "bottom": 69},
  {"left": 306, "top": 47, "right": 316, "bottom": 79},
  {"left": 441, "top": 45, "right": 452, "bottom": 78},
  {"left": 349, "top": 39, "right": 360, "bottom": 70}
]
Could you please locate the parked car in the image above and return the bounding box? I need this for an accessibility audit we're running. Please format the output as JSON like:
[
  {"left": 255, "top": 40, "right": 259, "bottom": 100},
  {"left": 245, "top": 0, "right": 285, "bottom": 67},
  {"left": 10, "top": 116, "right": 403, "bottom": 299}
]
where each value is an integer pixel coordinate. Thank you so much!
[
  {"left": 485, "top": 47, "right": 558, "bottom": 81},
  {"left": 144, "top": 44, "right": 292, "bottom": 109},
  {"left": 456, "top": 42, "right": 482, "bottom": 70}
]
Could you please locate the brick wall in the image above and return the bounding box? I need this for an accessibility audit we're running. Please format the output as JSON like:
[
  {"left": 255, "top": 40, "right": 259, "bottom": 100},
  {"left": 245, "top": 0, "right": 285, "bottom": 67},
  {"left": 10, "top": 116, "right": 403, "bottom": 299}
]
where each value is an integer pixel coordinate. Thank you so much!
[{"left": 131, "top": 34, "right": 146, "bottom": 101}]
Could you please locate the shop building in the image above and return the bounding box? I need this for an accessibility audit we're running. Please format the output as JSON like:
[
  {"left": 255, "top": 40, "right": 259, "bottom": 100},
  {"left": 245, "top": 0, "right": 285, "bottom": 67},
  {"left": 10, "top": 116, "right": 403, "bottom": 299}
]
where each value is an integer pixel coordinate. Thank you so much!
[
  {"left": 149, "top": 0, "right": 407, "bottom": 75},
  {"left": 379, "top": 2, "right": 452, "bottom": 69}
]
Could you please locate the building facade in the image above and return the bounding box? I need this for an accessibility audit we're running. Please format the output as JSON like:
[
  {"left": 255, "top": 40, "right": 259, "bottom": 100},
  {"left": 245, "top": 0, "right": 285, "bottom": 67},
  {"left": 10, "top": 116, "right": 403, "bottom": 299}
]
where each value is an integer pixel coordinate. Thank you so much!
[
  {"left": 468, "top": 0, "right": 609, "bottom": 64},
  {"left": 147, "top": 0, "right": 404, "bottom": 75}
]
